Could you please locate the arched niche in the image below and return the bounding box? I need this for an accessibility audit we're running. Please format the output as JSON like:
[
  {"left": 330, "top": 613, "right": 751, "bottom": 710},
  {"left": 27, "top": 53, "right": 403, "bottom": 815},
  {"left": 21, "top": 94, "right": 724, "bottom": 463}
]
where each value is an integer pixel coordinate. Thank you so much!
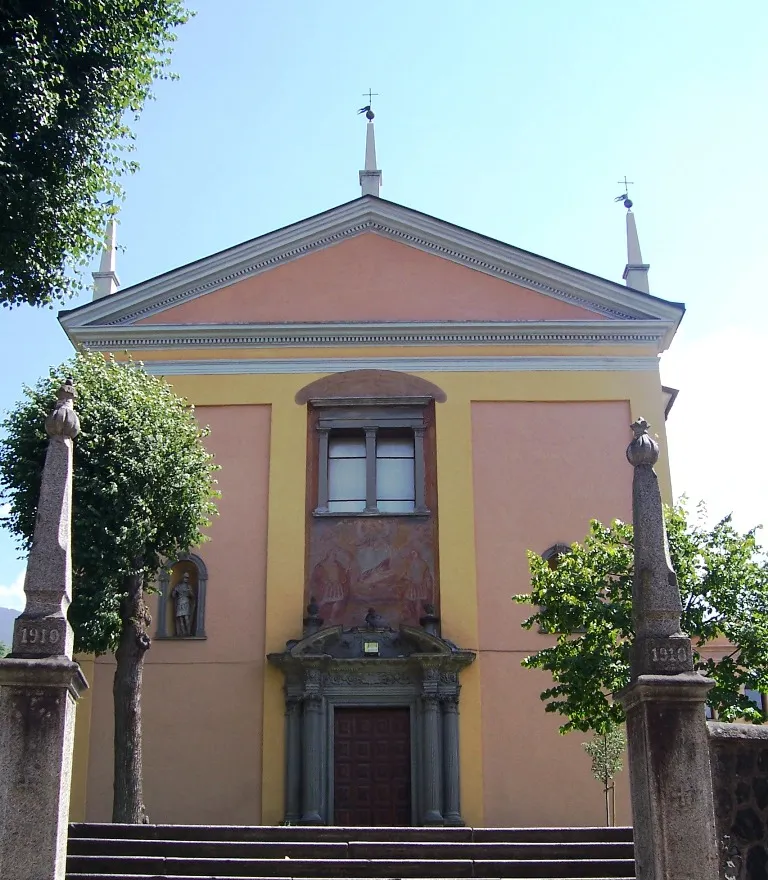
[
  {"left": 542, "top": 542, "right": 571, "bottom": 570},
  {"left": 155, "top": 553, "right": 208, "bottom": 640},
  {"left": 295, "top": 369, "right": 447, "bottom": 405}
]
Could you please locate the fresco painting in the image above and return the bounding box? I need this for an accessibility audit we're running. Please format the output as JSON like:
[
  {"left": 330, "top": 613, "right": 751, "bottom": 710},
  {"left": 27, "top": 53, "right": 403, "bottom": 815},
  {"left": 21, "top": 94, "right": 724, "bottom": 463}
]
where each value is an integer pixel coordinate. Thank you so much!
[{"left": 307, "top": 517, "right": 437, "bottom": 628}]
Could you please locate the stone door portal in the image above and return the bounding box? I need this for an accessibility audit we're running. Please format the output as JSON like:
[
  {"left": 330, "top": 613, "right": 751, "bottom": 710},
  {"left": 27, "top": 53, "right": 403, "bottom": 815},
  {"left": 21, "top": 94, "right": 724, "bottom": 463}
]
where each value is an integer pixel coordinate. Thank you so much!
[
  {"left": 268, "top": 622, "right": 475, "bottom": 825},
  {"left": 334, "top": 707, "right": 411, "bottom": 826}
]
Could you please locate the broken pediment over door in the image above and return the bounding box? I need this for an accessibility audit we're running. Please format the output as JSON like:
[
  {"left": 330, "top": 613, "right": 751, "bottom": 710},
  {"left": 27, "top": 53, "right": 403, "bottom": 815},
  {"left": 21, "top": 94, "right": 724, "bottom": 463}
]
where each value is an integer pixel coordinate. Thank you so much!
[{"left": 268, "top": 617, "right": 475, "bottom": 826}]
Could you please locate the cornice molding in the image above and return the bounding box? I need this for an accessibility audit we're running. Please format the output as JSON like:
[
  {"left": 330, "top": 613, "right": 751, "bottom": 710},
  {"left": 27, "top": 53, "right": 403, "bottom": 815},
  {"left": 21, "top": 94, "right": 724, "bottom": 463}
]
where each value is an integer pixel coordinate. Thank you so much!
[
  {"left": 69, "top": 319, "right": 672, "bottom": 352},
  {"left": 139, "top": 355, "right": 659, "bottom": 376},
  {"left": 59, "top": 199, "right": 684, "bottom": 343}
]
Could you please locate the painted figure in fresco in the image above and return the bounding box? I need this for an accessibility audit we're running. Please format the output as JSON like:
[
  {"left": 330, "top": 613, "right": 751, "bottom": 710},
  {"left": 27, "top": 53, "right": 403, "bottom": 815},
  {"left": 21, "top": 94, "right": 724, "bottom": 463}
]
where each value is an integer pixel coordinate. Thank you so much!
[
  {"left": 310, "top": 546, "right": 353, "bottom": 624},
  {"left": 354, "top": 519, "right": 399, "bottom": 595},
  {"left": 403, "top": 549, "right": 434, "bottom": 622},
  {"left": 172, "top": 572, "right": 195, "bottom": 637}
]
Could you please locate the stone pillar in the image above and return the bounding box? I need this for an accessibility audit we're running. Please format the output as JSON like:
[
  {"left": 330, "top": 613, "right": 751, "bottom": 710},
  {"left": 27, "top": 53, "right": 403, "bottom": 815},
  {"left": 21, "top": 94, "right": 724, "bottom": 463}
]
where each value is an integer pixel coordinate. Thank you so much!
[
  {"left": 0, "top": 378, "right": 88, "bottom": 880},
  {"left": 284, "top": 696, "right": 302, "bottom": 823},
  {"left": 421, "top": 693, "right": 443, "bottom": 824},
  {"left": 617, "top": 418, "right": 718, "bottom": 880},
  {"left": 441, "top": 695, "right": 463, "bottom": 825}
]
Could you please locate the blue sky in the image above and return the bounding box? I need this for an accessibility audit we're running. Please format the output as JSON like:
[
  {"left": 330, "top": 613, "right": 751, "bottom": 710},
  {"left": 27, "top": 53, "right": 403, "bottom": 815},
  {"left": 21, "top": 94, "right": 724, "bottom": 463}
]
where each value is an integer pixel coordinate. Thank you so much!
[{"left": 1, "top": 0, "right": 767, "bottom": 607}]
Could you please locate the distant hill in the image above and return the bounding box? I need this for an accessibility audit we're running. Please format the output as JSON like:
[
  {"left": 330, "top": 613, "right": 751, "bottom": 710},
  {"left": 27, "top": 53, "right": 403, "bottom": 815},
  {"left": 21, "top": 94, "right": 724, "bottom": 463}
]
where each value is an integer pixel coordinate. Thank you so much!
[{"left": 0, "top": 607, "right": 17, "bottom": 648}]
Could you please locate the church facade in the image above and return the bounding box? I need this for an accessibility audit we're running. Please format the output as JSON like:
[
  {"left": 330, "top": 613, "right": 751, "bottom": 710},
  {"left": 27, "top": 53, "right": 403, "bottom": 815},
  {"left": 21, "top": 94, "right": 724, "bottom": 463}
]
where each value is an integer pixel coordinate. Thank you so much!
[{"left": 61, "top": 121, "right": 683, "bottom": 828}]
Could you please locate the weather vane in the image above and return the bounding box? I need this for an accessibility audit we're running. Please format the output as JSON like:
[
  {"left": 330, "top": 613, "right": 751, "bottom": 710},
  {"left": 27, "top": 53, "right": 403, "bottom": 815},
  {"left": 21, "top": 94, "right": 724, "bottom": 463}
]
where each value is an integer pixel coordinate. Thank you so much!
[
  {"left": 358, "top": 88, "right": 378, "bottom": 120},
  {"left": 614, "top": 175, "right": 634, "bottom": 209}
]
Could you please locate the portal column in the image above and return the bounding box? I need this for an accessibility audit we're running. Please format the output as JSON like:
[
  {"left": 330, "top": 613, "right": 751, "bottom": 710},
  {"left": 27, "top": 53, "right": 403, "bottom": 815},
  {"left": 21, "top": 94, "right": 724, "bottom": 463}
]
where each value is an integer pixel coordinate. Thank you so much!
[
  {"left": 300, "top": 666, "right": 324, "bottom": 824},
  {"left": 421, "top": 693, "right": 443, "bottom": 824},
  {"left": 300, "top": 696, "right": 323, "bottom": 823},
  {"left": 441, "top": 695, "right": 463, "bottom": 825},
  {"left": 284, "top": 696, "right": 302, "bottom": 822}
]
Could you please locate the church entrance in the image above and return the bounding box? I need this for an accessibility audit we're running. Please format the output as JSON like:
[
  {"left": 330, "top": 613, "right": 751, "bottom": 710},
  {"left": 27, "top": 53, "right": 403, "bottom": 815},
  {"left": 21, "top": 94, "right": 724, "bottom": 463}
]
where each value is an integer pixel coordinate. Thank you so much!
[{"left": 333, "top": 707, "right": 411, "bottom": 826}]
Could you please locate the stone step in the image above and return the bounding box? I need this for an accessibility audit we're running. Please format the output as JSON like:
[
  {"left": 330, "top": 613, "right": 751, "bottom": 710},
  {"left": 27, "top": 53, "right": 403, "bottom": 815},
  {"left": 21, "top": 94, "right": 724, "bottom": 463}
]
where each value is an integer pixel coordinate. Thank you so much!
[
  {"left": 68, "top": 823, "right": 634, "bottom": 844},
  {"left": 67, "top": 874, "right": 626, "bottom": 880},
  {"left": 68, "top": 837, "right": 633, "bottom": 861},
  {"left": 67, "top": 855, "right": 635, "bottom": 878}
]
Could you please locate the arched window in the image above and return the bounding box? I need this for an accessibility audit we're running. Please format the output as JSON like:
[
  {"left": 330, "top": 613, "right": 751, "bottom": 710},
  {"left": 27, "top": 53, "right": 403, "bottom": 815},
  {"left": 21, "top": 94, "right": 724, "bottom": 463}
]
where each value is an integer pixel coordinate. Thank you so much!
[
  {"left": 538, "top": 543, "right": 575, "bottom": 634},
  {"left": 156, "top": 554, "right": 209, "bottom": 639},
  {"left": 542, "top": 543, "right": 571, "bottom": 570}
]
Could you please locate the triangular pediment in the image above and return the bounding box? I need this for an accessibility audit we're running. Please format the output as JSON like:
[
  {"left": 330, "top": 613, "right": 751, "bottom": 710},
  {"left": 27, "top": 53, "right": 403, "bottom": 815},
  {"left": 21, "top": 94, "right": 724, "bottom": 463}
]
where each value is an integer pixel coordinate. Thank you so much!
[
  {"left": 135, "top": 233, "right": 606, "bottom": 326},
  {"left": 60, "top": 197, "right": 684, "bottom": 352}
]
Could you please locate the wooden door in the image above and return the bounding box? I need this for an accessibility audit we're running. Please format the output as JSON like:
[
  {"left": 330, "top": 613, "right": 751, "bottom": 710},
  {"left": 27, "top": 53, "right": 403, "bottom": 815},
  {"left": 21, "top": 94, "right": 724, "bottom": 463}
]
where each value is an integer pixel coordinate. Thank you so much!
[{"left": 333, "top": 707, "right": 411, "bottom": 825}]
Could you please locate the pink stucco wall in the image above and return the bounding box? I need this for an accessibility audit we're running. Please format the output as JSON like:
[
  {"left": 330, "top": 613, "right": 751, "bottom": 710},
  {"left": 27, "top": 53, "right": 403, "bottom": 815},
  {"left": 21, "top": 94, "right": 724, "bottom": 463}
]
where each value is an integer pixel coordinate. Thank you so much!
[
  {"left": 85, "top": 405, "right": 271, "bottom": 823},
  {"left": 138, "top": 233, "right": 604, "bottom": 325},
  {"left": 472, "top": 400, "right": 633, "bottom": 826}
]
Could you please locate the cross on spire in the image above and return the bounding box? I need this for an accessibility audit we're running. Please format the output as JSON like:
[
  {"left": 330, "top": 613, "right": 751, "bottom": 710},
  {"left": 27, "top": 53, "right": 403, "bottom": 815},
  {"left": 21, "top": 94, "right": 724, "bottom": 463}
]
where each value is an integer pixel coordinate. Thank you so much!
[
  {"left": 617, "top": 175, "right": 634, "bottom": 194},
  {"left": 362, "top": 88, "right": 378, "bottom": 105}
]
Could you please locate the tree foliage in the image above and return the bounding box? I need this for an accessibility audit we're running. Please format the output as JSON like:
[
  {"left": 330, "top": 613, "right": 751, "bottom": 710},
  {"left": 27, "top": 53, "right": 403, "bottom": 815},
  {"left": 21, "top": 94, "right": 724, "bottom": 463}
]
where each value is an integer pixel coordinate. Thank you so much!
[
  {"left": 0, "top": 352, "right": 218, "bottom": 821},
  {"left": 582, "top": 725, "right": 625, "bottom": 826},
  {"left": 0, "top": 641, "right": 8, "bottom": 658},
  {"left": 583, "top": 726, "right": 625, "bottom": 785},
  {"left": 514, "top": 505, "right": 768, "bottom": 734},
  {"left": 0, "top": 1, "right": 189, "bottom": 307},
  {"left": 0, "top": 351, "right": 218, "bottom": 654}
]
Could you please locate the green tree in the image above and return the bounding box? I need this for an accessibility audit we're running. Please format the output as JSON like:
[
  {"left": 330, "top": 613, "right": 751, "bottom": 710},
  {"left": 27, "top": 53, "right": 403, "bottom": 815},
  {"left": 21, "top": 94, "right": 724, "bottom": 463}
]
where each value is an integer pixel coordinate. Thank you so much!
[
  {"left": 0, "top": 352, "right": 218, "bottom": 821},
  {"left": 514, "top": 505, "right": 768, "bottom": 734},
  {"left": 582, "top": 725, "right": 625, "bottom": 826},
  {"left": 0, "top": 1, "right": 189, "bottom": 307}
]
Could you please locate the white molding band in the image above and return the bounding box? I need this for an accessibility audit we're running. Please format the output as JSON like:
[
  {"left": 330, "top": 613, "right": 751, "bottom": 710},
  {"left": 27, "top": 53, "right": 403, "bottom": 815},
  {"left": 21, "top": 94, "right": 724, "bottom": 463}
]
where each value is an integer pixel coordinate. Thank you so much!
[
  {"left": 140, "top": 355, "right": 659, "bottom": 376},
  {"left": 72, "top": 319, "right": 672, "bottom": 351}
]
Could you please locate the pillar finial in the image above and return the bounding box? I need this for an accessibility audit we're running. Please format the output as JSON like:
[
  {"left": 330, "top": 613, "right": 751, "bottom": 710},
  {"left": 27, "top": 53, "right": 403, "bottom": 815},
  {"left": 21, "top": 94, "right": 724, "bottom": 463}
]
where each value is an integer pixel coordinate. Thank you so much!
[
  {"left": 45, "top": 377, "right": 80, "bottom": 439},
  {"left": 627, "top": 417, "right": 659, "bottom": 467}
]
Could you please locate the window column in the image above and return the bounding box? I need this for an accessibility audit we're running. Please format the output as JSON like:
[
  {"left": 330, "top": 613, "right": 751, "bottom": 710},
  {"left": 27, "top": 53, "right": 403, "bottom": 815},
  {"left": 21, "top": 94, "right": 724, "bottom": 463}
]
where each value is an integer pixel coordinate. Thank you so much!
[
  {"left": 364, "top": 426, "right": 378, "bottom": 513},
  {"left": 414, "top": 426, "right": 428, "bottom": 514},
  {"left": 316, "top": 427, "right": 330, "bottom": 512}
]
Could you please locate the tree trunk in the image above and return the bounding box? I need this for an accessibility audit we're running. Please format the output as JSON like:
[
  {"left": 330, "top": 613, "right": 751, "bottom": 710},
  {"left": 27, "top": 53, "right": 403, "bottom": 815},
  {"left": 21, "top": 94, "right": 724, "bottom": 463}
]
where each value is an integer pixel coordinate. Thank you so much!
[{"left": 112, "top": 565, "right": 151, "bottom": 823}]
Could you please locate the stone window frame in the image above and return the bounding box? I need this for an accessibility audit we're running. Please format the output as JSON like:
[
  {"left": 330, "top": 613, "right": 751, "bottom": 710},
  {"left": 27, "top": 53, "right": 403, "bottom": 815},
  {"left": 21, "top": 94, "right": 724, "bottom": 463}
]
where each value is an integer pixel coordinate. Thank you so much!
[
  {"left": 155, "top": 553, "right": 208, "bottom": 640},
  {"left": 311, "top": 396, "right": 430, "bottom": 518}
]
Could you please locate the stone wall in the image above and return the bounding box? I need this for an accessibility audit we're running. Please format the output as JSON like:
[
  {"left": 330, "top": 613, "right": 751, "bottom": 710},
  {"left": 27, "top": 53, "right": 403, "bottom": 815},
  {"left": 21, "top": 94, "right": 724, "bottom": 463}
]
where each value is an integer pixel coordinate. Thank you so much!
[{"left": 709, "top": 721, "right": 768, "bottom": 880}]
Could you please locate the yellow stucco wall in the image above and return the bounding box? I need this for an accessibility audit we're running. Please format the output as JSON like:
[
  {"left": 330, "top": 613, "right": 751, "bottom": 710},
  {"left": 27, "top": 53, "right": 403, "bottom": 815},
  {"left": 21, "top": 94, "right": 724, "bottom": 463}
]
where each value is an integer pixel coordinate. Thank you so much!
[{"left": 71, "top": 353, "right": 671, "bottom": 826}]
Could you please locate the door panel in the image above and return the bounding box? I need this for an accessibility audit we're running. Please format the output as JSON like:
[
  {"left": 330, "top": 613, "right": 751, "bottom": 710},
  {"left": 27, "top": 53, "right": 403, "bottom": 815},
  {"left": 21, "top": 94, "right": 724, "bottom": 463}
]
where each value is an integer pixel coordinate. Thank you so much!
[{"left": 333, "top": 707, "right": 411, "bottom": 825}]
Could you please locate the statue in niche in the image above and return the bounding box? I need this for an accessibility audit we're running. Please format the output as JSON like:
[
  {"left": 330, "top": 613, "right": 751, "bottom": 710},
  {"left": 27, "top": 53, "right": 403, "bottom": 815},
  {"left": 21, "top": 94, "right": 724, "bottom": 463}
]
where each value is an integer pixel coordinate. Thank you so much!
[{"left": 172, "top": 572, "right": 195, "bottom": 637}]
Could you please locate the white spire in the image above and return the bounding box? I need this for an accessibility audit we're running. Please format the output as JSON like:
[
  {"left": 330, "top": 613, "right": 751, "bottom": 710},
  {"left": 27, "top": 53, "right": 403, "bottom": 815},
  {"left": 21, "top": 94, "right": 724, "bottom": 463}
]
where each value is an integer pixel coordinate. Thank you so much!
[
  {"left": 359, "top": 114, "right": 382, "bottom": 197},
  {"left": 92, "top": 217, "right": 120, "bottom": 300},
  {"left": 620, "top": 197, "right": 650, "bottom": 293}
]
